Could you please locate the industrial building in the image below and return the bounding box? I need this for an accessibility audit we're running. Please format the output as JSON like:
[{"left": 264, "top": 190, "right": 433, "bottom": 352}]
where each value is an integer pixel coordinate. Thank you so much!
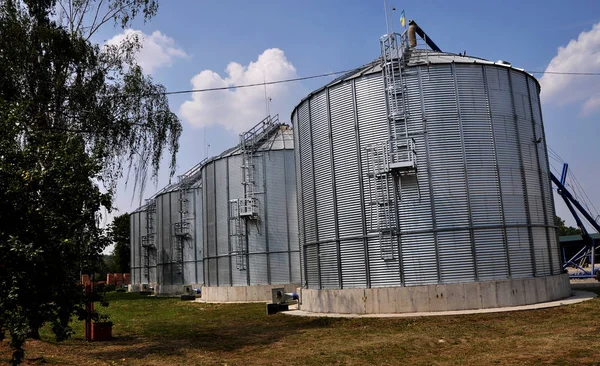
[
  {"left": 130, "top": 116, "right": 300, "bottom": 300},
  {"left": 291, "top": 21, "right": 570, "bottom": 314},
  {"left": 201, "top": 116, "right": 300, "bottom": 301},
  {"left": 130, "top": 20, "right": 574, "bottom": 312},
  {"left": 130, "top": 202, "right": 156, "bottom": 287},
  {"left": 129, "top": 162, "right": 203, "bottom": 295}
]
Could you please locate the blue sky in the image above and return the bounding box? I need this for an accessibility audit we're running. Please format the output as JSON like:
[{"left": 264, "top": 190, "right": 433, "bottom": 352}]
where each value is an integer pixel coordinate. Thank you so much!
[{"left": 93, "top": 0, "right": 600, "bottom": 231}]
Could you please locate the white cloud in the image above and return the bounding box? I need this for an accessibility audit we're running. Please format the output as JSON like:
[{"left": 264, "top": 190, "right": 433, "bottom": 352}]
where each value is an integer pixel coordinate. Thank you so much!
[
  {"left": 179, "top": 48, "right": 298, "bottom": 133},
  {"left": 105, "top": 29, "right": 187, "bottom": 74},
  {"left": 540, "top": 23, "right": 600, "bottom": 115}
]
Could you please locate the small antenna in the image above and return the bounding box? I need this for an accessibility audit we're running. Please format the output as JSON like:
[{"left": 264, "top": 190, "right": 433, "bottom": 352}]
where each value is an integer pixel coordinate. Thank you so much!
[
  {"left": 383, "top": 0, "right": 390, "bottom": 34},
  {"left": 390, "top": 6, "right": 396, "bottom": 35},
  {"left": 263, "top": 69, "right": 269, "bottom": 117},
  {"left": 203, "top": 125, "right": 206, "bottom": 159}
]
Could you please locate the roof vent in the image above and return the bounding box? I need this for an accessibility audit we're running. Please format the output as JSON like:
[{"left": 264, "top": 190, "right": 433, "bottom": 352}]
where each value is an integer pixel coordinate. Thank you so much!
[{"left": 497, "top": 60, "right": 511, "bottom": 66}]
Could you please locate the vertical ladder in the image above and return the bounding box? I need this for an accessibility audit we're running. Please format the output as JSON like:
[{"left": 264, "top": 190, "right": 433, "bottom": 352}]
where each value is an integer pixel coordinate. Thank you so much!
[
  {"left": 365, "top": 143, "right": 396, "bottom": 260},
  {"left": 171, "top": 159, "right": 204, "bottom": 277},
  {"left": 142, "top": 199, "right": 156, "bottom": 279},
  {"left": 228, "top": 115, "right": 281, "bottom": 270},
  {"left": 229, "top": 200, "right": 247, "bottom": 270},
  {"left": 173, "top": 176, "right": 193, "bottom": 275},
  {"left": 380, "top": 31, "right": 415, "bottom": 170},
  {"left": 364, "top": 31, "right": 418, "bottom": 260},
  {"left": 240, "top": 151, "right": 258, "bottom": 217}
]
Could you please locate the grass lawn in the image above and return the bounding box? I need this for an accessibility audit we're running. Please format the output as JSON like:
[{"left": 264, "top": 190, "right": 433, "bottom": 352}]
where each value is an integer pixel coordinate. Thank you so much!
[{"left": 1, "top": 284, "right": 599, "bottom": 365}]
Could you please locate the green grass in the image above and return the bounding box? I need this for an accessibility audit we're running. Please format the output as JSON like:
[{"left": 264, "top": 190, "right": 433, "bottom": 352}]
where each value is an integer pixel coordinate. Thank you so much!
[{"left": 2, "top": 285, "right": 600, "bottom": 365}]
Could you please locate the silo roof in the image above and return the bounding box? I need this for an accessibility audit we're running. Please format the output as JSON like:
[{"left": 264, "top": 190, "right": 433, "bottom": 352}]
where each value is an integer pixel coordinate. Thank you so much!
[
  {"left": 294, "top": 49, "right": 537, "bottom": 114},
  {"left": 139, "top": 120, "right": 293, "bottom": 203},
  {"left": 132, "top": 204, "right": 147, "bottom": 213},
  {"left": 206, "top": 125, "right": 294, "bottom": 162}
]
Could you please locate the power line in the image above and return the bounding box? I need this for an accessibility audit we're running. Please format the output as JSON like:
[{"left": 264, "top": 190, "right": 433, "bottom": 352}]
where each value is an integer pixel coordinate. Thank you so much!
[
  {"left": 156, "top": 69, "right": 600, "bottom": 97},
  {"left": 162, "top": 69, "right": 355, "bottom": 96}
]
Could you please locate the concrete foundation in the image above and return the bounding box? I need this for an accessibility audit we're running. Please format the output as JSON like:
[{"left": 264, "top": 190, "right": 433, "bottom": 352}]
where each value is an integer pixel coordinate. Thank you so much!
[
  {"left": 201, "top": 283, "right": 300, "bottom": 302},
  {"left": 127, "top": 284, "right": 140, "bottom": 292},
  {"left": 155, "top": 283, "right": 202, "bottom": 297},
  {"left": 298, "top": 273, "right": 571, "bottom": 314},
  {"left": 127, "top": 283, "right": 156, "bottom": 293}
]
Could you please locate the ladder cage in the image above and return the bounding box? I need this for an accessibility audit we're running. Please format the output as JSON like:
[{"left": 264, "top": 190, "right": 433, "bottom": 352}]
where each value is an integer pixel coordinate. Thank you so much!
[
  {"left": 228, "top": 115, "right": 283, "bottom": 270},
  {"left": 142, "top": 198, "right": 157, "bottom": 276},
  {"left": 229, "top": 199, "right": 247, "bottom": 270},
  {"left": 362, "top": 30, "right": 420, "bottom": 261}
]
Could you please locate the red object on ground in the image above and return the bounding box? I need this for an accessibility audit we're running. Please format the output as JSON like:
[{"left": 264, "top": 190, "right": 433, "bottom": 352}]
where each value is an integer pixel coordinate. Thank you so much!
[{"left": 91, "top": 322, "right": 113, "bottom": 341}]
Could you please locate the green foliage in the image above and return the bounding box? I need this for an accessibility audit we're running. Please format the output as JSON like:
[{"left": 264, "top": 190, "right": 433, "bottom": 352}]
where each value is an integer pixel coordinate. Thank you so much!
[
  {"left": 109, "top": 213, "right": 131, "bottom": 273},
  {"left": 555, "top": 216, "right": 582, "bottom": 236},
  {"left": 0, "top": 0, "right": 180, "bottom": 364}
]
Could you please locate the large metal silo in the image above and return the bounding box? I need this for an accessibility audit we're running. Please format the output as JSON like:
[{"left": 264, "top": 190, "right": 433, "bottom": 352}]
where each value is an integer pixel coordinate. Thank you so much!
[
  {"left": 154, "top": 164, "right": 204, "bottom": 296},
  {"left": 129, "top": 207, "right": 144, "bottom": 288},
  {"left": 201, "top": 116, "right": 300, "bottom": 302},
  {"left": 292, "top": 27, "right": 570, "bottom": 314},
  {"left": 129, "top": 201, "right": 158, "bottom": 291}
]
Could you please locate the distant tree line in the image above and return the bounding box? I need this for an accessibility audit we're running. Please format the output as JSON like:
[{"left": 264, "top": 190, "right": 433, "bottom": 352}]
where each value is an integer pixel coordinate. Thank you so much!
[{"left": 555, "top": 216, "right": 582, "bottom": 237}]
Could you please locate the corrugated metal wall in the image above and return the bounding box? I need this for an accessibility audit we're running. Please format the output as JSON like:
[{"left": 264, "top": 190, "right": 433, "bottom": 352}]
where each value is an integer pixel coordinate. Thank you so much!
[
  {"left": 202, "top": 131, "right": 300, "bottom": 287},
  {"left": 130, "top": 207, "right": 157, "bottom": 285},
  {"left": 130, "top": 211, "right": 142, "bottom": 285},
  {"left": 293, "top": 62, "right": 559, "bottom": 289},
  {"left": 155, "top": 185, "right": 203, "bottom": 288},
  {"left": 193, "top": 185, "right": 204, "bottom": 284}
]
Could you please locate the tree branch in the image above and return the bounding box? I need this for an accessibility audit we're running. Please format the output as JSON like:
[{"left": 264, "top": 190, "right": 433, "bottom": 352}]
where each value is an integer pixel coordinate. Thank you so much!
[
  {"left": 74, "top": 0, "right": 92, "bottom": 36},
  {"left": 87, "top": 0, "right": 105, "bottom": 40},
  {"left": 86, "top": 3, "right": 131, "bottom": 40}
]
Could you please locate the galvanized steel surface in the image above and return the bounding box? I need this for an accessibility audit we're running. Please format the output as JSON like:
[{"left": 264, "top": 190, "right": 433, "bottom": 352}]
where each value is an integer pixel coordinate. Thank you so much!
[
  {"left": 130, "top": 207, "right": 157, "bottom": 284},
  {"left": 154, "top": 185, "right": 203, "bottom": 287},
  {"left": 202, "top": 129, "right": 300, "bottom": 287},
  {"left": 293, "top": 59, "right": 559, "bottom": 289}
]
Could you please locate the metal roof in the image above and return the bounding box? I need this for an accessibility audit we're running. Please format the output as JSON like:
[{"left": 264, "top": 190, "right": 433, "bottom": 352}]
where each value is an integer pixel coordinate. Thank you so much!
[
  {"left": 292, "top": 49, "right": 538, "bottom": 119},
  {"left": 559, "top": 233, "right": 600, "bottom": 243},
  {"left": 206, "top": 126, "right": 293, "bottom": 162},
  {"left": 132, "top": 122, "right": 293, "bottom": 209}
]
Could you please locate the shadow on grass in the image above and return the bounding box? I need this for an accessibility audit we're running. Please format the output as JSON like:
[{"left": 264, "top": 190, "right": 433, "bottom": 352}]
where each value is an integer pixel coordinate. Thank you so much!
[
  {"left": 90, "top": 303, "right": 344, "bottom": 362},
  {"left": 71, "top": 287, "right": 600, "bottom": 363}
]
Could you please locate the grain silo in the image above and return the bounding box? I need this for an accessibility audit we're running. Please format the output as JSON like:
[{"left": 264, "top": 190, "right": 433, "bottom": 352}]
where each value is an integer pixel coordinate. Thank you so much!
[
  {"left": 292, "top": 21, "right": 571, "bottom": 314},
  {"left": 200, "top": 115, "right": 300, "bottom": 302},
  {"left": 129, "top": 200, "right": 158, "bottom": 291},
  {"left": 154, "top": 163, "right": 204, "bottom": 296}
]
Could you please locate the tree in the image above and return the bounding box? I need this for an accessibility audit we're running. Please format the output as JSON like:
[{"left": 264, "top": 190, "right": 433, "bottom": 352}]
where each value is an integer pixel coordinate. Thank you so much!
[
  {"left": 0, "top": 1, "right": 180, "bottom": 363},
  {"left": 555, "top": 216, "right": 582, "bottom": 237},
  {"left": 109, "top": 213, "right": 130, "bottom": 273}
]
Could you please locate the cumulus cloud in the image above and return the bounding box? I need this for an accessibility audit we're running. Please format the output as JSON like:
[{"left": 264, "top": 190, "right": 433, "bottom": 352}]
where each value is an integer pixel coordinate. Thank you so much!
[
  {"left": 540, "top": 23, "right": 600, "bottom": 115},
  {"left": 105, "top": 29, "right": 187, "bottom": 74},
  {"left": 179, "top": 48, "right": 298, "bottom": 133}
]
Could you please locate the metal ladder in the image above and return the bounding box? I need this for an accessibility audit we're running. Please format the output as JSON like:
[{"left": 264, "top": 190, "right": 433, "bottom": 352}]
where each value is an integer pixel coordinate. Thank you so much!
[
  {"left": 228, "top": 115, "right": 281, "bottom": 270},
  {"left": 229, "top": 200, "right": 247, "bottom": 270},
  {"left": 364, "top": 30, "right": 418, "bottom": 260},
  {"left": 141, "top": 199, "right": 156, "bottom": 278},
  {"left": 365, "top": 143, "right": 396, "bottom": 260},
  {"left": 381, "top": 31, "right": 416, "bottom": 170},
  {"left": 240, "top": 152, "right": 258, "bottom": 217},
  {"left": 173, "top": 175, "right": 194, "bottom": 275}
]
